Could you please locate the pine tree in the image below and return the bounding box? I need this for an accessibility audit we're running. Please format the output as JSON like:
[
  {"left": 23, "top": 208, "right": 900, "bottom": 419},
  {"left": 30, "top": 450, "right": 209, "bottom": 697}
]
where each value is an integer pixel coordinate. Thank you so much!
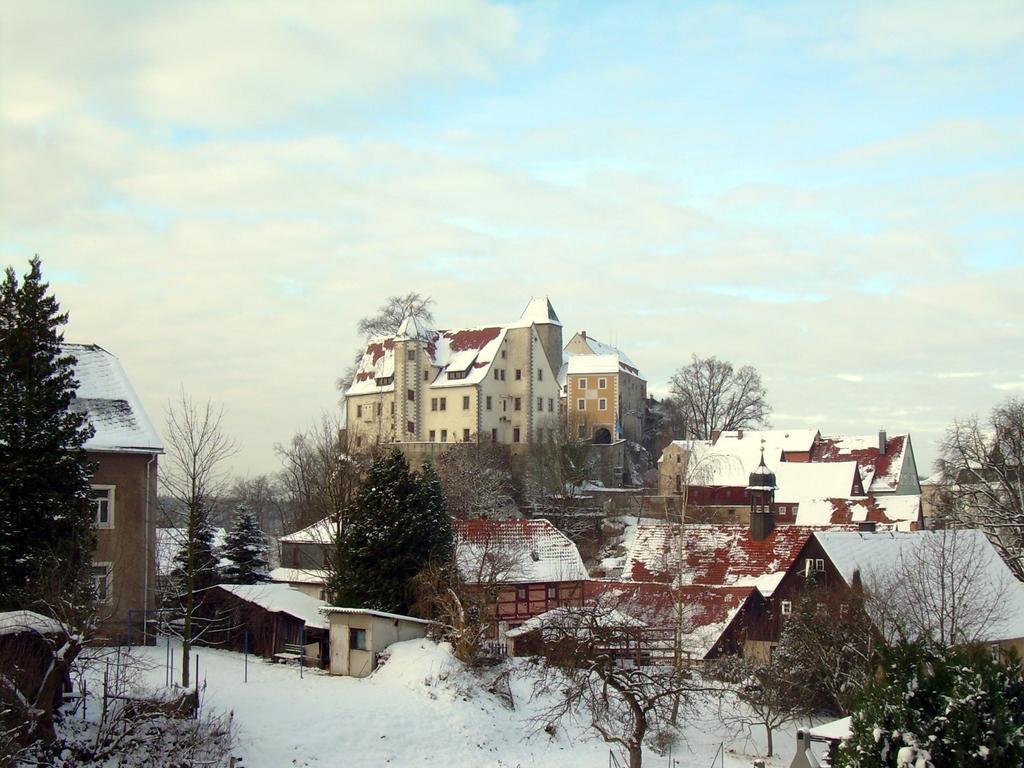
[
  {"left": 221, "top": 503, "right": 270, "bottom": 584},
  {"left": 0, "top": 257, "right": 95, "bottom": 611},
  {"left": 170, "top": 503, "right": 220, "bottom": 594},
  {"left": 837, "top": 640, "right": 1024, "bottom": 767},
  {"left": 335, "top": 450, "right": 453, "bottom": 614}
]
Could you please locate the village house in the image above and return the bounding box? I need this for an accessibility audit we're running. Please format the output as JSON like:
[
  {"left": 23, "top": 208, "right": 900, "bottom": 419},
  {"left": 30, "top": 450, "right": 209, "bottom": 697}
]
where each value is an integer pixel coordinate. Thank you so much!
[
  {"left": 454, "top": 518, "right": 589, "bottom": 639},
  {"left": 68, "top": 344, "right": 163, "bottom": 643},
  {"left": 560, "top": 331, "right": 647, "bottom": 444},
  {"left": 656, "top": 428, "right": 922, "bottom": 529}
]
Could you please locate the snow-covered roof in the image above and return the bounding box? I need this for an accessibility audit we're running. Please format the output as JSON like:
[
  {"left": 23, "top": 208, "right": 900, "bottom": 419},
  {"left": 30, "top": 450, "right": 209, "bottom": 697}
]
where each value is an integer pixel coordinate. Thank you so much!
[
  {"left": 0, "top": 610, "right": 65, "bottom": 637},
  {"left": 510, "top": 297, "right": 561, "bottom": 327},
  {"left": 279, "top": 518, "right": 336, "bottom": 545},
  {"left": 622, "top": 522, "right": 835, "bottom": 596},
  {"left": 715, "top": 429, "right": 820, "bottom": 454},
  {"left": 269, "top": 567, "right": 329, "bottom": 585},
  {"left": 794, "top": 495, "right": 921, "bottom": 529},
  {"left": 214, "top": 583, "right": 329, "bottom": 630},
  {"left": 504, "top": 606, "right": 644, "bottom": 639},
  {"left": 813, "top": 529, "right": 1024, "bottom": 642},
  {"left": 809, "top": 716, "right": 852, "bottom": 741},
  {"left": 319, "top": 606, "right": 433, "bottom": 625},
  {"left": 812, "top": 434, "right": 910, "bottom": 493},
  {"left": 454, "top": 518, "right": 589, "bottom": 584},
  {"left": 65, "top": 344, "right": 163, "bottom": 453},
  {"left": 565, "top": 353, "right": 639, "bottom": 378},
  {"left": 156, "top": 527, "right": 228, "bottom": 576},
  {"left": 563, "top": 332, "right": 642, "bottom": 378},
  {"left": 773, "top": 461, "right": 861, "bottom": 503}
]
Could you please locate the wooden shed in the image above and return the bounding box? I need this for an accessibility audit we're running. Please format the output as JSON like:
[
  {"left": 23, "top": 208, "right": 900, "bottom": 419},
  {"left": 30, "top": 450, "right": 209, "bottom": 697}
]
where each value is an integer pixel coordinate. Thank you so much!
[{"left": 192, "top": 584, "right": 329, "bottom": 667}]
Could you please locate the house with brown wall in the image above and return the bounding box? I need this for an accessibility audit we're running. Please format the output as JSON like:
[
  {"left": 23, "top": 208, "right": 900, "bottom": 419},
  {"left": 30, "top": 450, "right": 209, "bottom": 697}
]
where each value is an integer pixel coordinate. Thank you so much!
[{"left": 68, "top": 344, "right": 162, "bottom": 643}]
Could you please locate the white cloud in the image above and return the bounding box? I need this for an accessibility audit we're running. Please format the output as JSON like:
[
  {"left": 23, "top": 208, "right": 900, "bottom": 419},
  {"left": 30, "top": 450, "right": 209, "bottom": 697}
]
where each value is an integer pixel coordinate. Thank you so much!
[
  {"left": 836, "top": 374, "right": 864, "bottom": 383},
  {"left": 936, "top": 372, "right": 983, "bottom": 379},
  {"left": 994, "top": 380, "right": 1024, "bottom": 391},
  {"left": 0, "top": 0, "right": 523, "bottom": 127}
]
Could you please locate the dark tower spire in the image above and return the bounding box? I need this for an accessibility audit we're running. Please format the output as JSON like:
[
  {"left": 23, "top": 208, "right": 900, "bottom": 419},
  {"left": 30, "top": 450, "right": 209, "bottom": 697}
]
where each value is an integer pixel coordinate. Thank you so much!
[{"left": 747, "top": 444, "right": 777, "bottom": 541}]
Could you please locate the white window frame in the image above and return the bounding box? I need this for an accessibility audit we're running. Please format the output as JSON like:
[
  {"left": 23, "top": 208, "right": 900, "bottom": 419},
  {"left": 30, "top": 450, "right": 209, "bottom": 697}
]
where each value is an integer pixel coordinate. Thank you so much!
[
  {"left": 780, "top": 600, "right": 792, "bottom": 615},
  {"left": 578, "top": 377, "right": 588, "bottom": 389},
  {"left": 92, "top": 561, "right": 113, "bottom": 603},
  {"left": 598, "top": 398, "right": 607, "bottom": 411},
  {"left": 577, "top": 398, "right": 585, "bottom": 410},
  {"left": 91, "top": 485, "right": 115, "bottom": 529},
  {"left": 598, "top": 377, "right": 607, "bottom": 389}
]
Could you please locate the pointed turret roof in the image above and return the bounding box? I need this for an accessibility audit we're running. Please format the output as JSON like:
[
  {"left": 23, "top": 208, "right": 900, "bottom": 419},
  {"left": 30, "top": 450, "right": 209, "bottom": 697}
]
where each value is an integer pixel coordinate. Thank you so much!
[{"left": 517, "top": 296, "right": 561, "bottom": 326}]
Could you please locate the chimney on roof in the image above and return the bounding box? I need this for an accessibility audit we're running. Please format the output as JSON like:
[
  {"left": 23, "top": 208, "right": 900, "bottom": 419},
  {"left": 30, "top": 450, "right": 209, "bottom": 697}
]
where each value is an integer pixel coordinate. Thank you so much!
[
  {"left": 581, "top": 330, "right": 586, "bottom": 340},
  {"left": 711, "top": 429, "right": 721, "bottom": 444},
  {"left": 879, "top": 427, "right": 887, "bottom": 454},
  {"left": 737, "top": 429, "right": 744, "bottom": 440}
]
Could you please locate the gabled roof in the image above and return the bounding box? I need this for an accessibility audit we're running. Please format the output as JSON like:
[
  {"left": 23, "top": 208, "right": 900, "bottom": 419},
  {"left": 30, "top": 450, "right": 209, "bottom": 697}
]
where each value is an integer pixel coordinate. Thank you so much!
[
  {"left": 715, "top": 429, "right": 820, "bottom": 454},
  {"left": 812, "top": 433, "right": 909, "bottom": 493},
  {"left": 773, "top": 461, "right": 862, "bottom": 502},
  {"left": 454, "top": 518, "right": 588, "bottom": 584},
  {"left": 622, "top": 522, "right": 835, "bottom": 596},
  {"left": 563, "top": 332, "right": 642, "bottom": 378},
  {"left": 794, "top": 495, "right": 921, "bottom": 529},
  {"left": 0, "top": 610, "right": 66, "bottom": 637},
  {"left": 280, "top": 518, "right": 337, "bottom": 545},
  {"left": 813, "top": 529, "right": 1024, "bottom": 642},
  {"left": 211, "top": 584, "right": 329, "bottom": 630},
  {"left": 65, "top": 344, "right": 163, "bottom": 453}
]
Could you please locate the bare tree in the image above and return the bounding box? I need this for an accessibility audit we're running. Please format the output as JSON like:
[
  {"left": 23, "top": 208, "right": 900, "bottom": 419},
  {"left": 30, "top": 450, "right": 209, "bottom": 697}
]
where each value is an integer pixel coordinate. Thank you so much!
[
  {"left": 160, "top": 391, "right": 237, "bottom": 688},
  {"left": 434, "top": 441, "right": 515, "bottom": 520},
  {"left": 864, "top": 529, "right": 1012, "bottom": 648},
  {"left": 274, "top": 413, "right": 363, "bottom": 535},
  {"left": 935, "top": 397, "right": 1024, "bottom": 580},
  {"left": 710, "top": 652, "right": 805, "bottom": 758},
  {"left": 666, "top": 355, "right": 771, "bottom": 440},
  {"left": 530, "top": 602, "right": 707, "bottom": 768},
  {"left": 337, "top": 292, "right": 435, "bottom": 391},
  {"left": 229, "top": 474, "right": 285, "bottom": 536}
]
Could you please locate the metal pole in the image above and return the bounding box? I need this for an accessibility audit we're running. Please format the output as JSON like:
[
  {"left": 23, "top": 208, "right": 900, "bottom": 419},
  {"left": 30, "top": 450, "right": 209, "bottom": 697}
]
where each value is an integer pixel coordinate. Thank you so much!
[
  {"left": 244, "top": 630, "right": 249, "bottom": 683},
  {"left": 299, "top": 627, "right": 305, "bottom": 679}
]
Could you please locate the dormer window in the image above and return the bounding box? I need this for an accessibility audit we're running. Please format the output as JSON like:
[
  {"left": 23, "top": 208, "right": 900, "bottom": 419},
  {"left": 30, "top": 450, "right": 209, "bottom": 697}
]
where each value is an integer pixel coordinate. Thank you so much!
[
  {"left": 375, "top": 376, "right": 393, "bottom": 386},
  {"left": 447, "top": 370, "right": 468, "bottom": 380}
]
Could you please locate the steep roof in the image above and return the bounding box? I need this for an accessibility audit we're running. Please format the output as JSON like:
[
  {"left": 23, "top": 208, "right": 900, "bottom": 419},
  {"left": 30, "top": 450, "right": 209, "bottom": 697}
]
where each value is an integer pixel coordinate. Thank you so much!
[
  {"left": 715, "top": 429, "right": 820, "bottom": 454},
  {"left": 454, "top": 518, "right": 588, "bottom": 584},
  {"left": 212, "top": 583, "right": 329, "bottom": 630},
  {"left": 65, "top": 344, "right": 163, "bottom": 453},
  {"left": 622, "top": 522, "right": 835, "bottom": 596},
  {"left": 513, "top": 296, "right": 561, "bottom": 327},
  {"left": 812, "top": 433, "right": 910, "bottom": 493},
  {"left": 813, "top": 529, "right": 1024, "bottom": 642}
]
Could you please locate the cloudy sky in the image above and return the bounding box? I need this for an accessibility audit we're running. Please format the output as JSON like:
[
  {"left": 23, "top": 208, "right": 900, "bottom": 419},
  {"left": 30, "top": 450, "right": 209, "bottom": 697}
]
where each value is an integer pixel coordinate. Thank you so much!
[{"left": 2, "top": 0, "right": 1022, "bottom": 478}]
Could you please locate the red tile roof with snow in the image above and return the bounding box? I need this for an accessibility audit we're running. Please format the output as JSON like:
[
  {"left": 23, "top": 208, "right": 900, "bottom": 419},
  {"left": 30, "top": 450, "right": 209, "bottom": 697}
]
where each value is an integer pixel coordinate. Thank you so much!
[
  {"left": 621, "top": 523, "right": 838, "bottom": 587},
  {"left": 812, "top": 434, "right": 907, "bottom": 492},
  {"left": 443, "top": 327, "right": 502, "bottom": 353}
]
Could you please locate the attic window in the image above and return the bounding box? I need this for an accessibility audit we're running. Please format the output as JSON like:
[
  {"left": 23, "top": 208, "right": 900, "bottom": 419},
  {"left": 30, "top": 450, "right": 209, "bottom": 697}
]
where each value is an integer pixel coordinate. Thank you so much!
[
  {"left": 375, "top": 376, "right": 393, "bottom": 386},
  {"left": 447, "top": 370, "right": 468, "bottom": 380},
  {"left": 530, "top": 550, "right": 540, "bottom": 562}
]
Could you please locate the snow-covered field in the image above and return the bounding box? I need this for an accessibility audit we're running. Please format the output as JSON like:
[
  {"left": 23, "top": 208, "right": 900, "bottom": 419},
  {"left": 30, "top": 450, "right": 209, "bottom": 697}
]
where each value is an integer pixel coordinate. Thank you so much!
[{"left": 84, "top": 639, "right": 802, "bottom": 768}]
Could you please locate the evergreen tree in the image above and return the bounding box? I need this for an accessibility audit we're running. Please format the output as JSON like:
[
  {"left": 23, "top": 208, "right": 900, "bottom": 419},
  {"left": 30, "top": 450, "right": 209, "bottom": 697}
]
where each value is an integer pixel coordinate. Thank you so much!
[
  {"left": 837, "top": 640, "right": 1024, "bottom": 767},
  {"left": 170, "top": 502, "right": 220, "bottom": 594},
  {"left": 335, "top": 450, "right": 453, "bottom": 614},
  {"left": 0, "top": 257, "right": 95, "bottom": 611},
  {"left": 221, "top": 503, "right": 270, "bottom": 584}
]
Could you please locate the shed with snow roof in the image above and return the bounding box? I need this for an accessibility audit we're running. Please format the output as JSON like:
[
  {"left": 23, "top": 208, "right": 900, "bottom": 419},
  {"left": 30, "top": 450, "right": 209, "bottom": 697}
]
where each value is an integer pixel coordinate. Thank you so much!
[
  {"left": 191, "top": 584, "right": 329, "bottom": 666},
  {"left": 320, "top": 608, "right": 432, "bottom": 677}
]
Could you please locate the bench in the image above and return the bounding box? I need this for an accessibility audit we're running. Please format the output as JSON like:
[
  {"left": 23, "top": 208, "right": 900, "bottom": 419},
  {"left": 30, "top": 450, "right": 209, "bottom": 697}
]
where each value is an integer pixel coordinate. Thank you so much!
[{"left": 273, "top": 643, "right": 306, "bottom": 664}]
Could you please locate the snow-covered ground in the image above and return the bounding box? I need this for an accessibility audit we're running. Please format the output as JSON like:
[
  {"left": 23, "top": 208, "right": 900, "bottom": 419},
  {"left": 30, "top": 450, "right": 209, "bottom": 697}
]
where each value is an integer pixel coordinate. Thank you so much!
[{"left": 71, "top": 638, "right": 808, "bottom": 768}]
